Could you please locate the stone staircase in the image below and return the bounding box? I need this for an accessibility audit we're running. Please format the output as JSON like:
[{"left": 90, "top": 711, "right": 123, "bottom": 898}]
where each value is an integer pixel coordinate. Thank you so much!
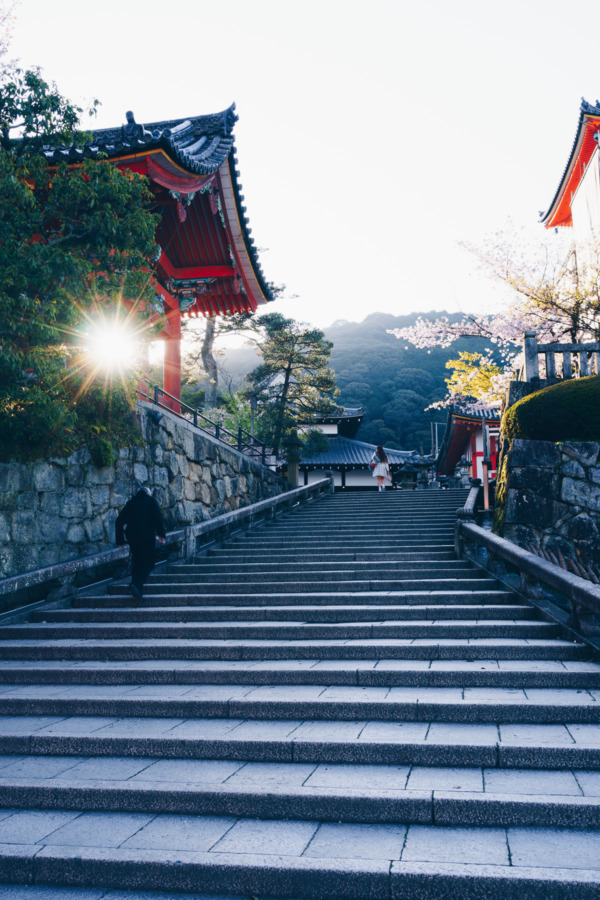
[{"left": 1, "top": 489, "right": 600, "bottom": 898}]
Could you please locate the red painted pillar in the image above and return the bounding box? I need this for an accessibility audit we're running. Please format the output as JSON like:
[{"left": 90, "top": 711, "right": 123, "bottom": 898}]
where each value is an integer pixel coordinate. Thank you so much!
[{"left": 162, "top": 292, "right": 181, "bottom": 413}]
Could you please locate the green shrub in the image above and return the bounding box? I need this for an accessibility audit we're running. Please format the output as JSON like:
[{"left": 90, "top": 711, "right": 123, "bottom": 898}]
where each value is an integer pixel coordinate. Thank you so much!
[
  {"left": 504, "top": 376, "right": 600, "bottom": 442},
  {"left": 89, "top": 437, "right": 115, "bottom": 468}
]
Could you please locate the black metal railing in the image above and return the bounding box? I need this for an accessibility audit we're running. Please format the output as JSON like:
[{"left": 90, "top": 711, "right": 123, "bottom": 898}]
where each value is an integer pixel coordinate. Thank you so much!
[{"left": 137, "top": 385, "right": 271, "bottom": 466}]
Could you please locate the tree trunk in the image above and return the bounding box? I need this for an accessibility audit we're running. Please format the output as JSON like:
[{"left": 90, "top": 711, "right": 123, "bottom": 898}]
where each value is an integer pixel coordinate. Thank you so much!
[
  {"left": 201, "top": 318, "right": 218, "bottom": 409},
  {"left": 272, "top": 362, "right": 292, "bottom": 457}
]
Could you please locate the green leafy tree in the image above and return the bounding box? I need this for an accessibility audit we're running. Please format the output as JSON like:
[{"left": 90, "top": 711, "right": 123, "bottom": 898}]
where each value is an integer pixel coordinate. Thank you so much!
[
  {"left": 243, "top": 313, "right": 339, "bottom": 456},
  {"left": 443, "top": 351, "right": 503, "bottom": 404},
  {"left": 0, "top": 66, "right": 159, "bottom": 460}
]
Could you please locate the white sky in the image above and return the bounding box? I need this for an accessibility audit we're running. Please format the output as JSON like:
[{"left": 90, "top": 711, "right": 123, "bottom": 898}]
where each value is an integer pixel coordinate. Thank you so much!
[{"left": 8, "top": 0, "right": 600, "bottom": 327}]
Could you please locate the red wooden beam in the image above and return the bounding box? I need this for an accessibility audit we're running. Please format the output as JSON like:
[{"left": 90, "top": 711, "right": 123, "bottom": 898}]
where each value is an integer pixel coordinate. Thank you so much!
[{"left": 157, "top": 252, "right": 235, "bottom": 281}]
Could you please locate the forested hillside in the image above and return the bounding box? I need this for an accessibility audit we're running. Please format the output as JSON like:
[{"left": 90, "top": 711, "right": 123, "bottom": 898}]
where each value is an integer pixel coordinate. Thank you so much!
[
  {"left": 216, "top": 311, "right": 492, "bottom": 452},
  {"left": 325, "top": 312, "right": 491, "bottom": 450}
]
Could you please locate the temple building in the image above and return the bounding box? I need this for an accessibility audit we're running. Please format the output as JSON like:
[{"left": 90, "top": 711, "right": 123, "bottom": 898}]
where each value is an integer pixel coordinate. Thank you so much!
[
  {"left": 541, "top": 98, "right": 600, "bottom": 266},
  {"left": 47, "top": 106, "right": 274, "bottom": 407},
  {"left": 298, "top": 408, "right": 420, "bottom": 489},
  {"left": 436, "top": 404, "right": 500, "bottom": 482}
]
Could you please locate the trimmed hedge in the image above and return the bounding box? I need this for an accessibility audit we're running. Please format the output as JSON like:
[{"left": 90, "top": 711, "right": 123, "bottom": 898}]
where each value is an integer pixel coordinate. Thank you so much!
[{"left": 504, "top": 376, "right": 600, "bottom": 442}]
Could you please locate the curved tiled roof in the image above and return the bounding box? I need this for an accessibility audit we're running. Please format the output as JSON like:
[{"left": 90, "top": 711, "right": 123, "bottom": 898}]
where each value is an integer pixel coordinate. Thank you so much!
[
  {"left": 45, "top": 106, "right": 238, "bottom": 176},
  {"left": 40, "top": 106, "right": 274, "bottom": 307},
  {"left": 300, "top": 436, "right": 418, "bottom": 468}
]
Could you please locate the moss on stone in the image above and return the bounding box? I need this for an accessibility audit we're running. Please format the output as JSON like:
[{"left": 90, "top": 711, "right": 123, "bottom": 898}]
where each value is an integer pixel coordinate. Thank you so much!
[{"left": 504, "top": 376, "right": 600, "bottom": 443}]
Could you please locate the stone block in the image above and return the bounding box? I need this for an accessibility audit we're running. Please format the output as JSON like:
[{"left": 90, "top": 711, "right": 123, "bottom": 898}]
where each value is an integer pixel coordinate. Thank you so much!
[
  {"left": 90, "top": 485, "right": 110, "bottom": 508},
  {"left": 509, "top": 439, "right": 560, "bottom": 469},
  {"left": 33, "top": 462, "right": 64, "bottom": 493},
  {"left": 179, "top": 455, "right": 190, "bottom": 478},
  {"left": 504, "top": 489, "right": 553, "bottom": 527},
  {"left": 104, "top": 508, "right": 118, "bottom": 542},
  {"left": 152, "top": 443, "right": 164, "bottom": 464},
  {"left": 184, "top": 479, "right": 196, "bottom": 501},
  {"left": 0, "top": 463, "right": 30, "bottom": 493},
  {"left": 11, "top": 510, "right": 36, "bottom": 544},
  {"left": 65, "top": 464, "right": 83, "bottom": 486},
  {"left": 39, "top": 491, "right": 61, "bottom": 516},
  {"left": 85, "top": 515, "right": 106, "bottom": 542},
  {"left": 0, "top": 513, "right": 9, "bottom": 542},
  {"left": 38, "top": 513, "right": 68, "bottom": 543},
  {"left": 16, "top": 491, "right": 37, "bottom": 510},
  {"left": 167, "top": 474, "right": 184, "bottom": 504},
  {"left": 562, "top": 476, "right": 600, "bottom": 512},
  {"left": 61, "top": 487, "right": 92, "bottom": 519},
  {"left": 559, "top": 459, "right": 586, "bottom": 478},
  {"left": 561, "top": 441, "right": 600, "bottom": 466},
  {"left": 66, "top": 522, "right": 86, "bottom": 544},
  {"left": 86, "top": 466, "right": 115, "bottom": 486},
  {"left": 563, "top": 512, "right": 599, "bottom": 540},
  {"left": 509, "top": 468, "right": 560, "bottom": 498},
  {"left": 10, "top": 543, "right": 39, "bottom": 574},
  {"left": 133, "top": 462, "right": 148, "bottom": 484}
]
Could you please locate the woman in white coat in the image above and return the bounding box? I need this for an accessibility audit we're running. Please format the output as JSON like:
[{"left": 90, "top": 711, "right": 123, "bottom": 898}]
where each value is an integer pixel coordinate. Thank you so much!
[{"left": 371, "top": 445, "right": 390, "bottom": 491}]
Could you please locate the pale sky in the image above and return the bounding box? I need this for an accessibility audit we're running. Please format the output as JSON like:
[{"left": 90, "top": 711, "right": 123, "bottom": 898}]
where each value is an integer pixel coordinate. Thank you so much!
[{"left": 8, "top": 0, "right": 600, "bottom": 327}]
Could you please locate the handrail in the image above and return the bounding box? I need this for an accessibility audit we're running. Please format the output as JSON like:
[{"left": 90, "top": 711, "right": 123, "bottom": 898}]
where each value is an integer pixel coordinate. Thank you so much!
[
  {"left": 0, "top": 477, "right": 334, "bottom": 617},
  {"left": 455, "top": 502, "right": 600, "bottom": 635},
  {"left": 136, "top": 385, "right": 271, "bottom": 466}
]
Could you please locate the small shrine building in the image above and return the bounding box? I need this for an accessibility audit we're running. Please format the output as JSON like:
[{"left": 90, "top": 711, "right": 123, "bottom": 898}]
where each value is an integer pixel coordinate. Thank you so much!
[
  {"left": 48, "top": 106, "right": 274, "bottom": 407},
  {"left": 436, "top": 405, "right": 500, "bottom": 481},
  {"left": 298, "top": 408, "right": 419, "bottom": 489}
]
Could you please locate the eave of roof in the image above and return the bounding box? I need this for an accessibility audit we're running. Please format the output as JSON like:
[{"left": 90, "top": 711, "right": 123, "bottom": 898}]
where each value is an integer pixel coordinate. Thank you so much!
[
  {"left": 41, "top": 106, "right": 275, "bottom": 309},
  {"left": 542, "top": 99, "right": 600, "bottom": 228}
]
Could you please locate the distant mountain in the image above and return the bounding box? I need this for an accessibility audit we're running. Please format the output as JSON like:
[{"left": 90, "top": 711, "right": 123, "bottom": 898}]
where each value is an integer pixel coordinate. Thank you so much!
[{"left": 218, "top": 310, "right": 493, "bottom": 451}]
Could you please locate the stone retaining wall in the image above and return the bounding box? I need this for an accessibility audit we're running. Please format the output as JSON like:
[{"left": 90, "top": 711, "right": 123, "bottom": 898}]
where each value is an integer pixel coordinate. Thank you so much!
[
  {"left": 497, "top": 438, "right": 600, "bottom": 568},
  {"left": 0, "top": 401, "right": 287, "bottom": 580}
]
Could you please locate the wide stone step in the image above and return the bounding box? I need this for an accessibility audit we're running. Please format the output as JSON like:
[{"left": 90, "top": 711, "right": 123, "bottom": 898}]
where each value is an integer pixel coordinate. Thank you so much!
[
  {"left": 146, "top": 567, "right": 486, "bottom": 585},
  {"left": 119, "top": 577, "right": 503, "bottom": 595},
  {"left": 171, "top": 559, "right": 468, "bottom": 575},
  {"left": 0, "top": 637, "right": 583, "bottom": 661},
  {"left": 0, "top": 620, "right": 557, "bottom": 641},
  {"left": 2, "top": 758, "right": 600, "bottom": 828},
  {"left": 2, "top": 816, "right": 600, "bottom": 900},
  {"left": 32, "top": 605, "right": 534, "bottom": 625},
  {"left": 199, "top": 549, "right": 458, "bottom": 562},
  {"left": 0, "top": 684, "right": 598, "bottom": 723},
  {"left": 74, "top": 589, "right": 518, "bottom": 609},
  {"left": 1, "top": 716, "right": 600, "bottom": 769},
  {"left": 1, "top": 659, "right": 598, "bottom": 689}
]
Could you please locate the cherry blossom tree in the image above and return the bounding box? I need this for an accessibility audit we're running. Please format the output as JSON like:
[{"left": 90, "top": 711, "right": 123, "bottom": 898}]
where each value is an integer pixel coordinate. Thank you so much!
[{"left": 388, "top": 225, "right": 600, "bottom": 406}]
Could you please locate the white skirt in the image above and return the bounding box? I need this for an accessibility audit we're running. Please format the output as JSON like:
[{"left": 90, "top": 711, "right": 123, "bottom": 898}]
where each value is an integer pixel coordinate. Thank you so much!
[{"left": 372, "top": 462, "right": 389, "bottom": 478}]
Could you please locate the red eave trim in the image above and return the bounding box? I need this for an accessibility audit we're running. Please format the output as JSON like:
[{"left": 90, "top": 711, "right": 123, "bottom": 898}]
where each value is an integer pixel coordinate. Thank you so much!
[
  {"left": 545, "top": 115, "right": 600, "bottom": 229},
  {"left": 157, "top": 252, "right": 235, "bottom": 281}
]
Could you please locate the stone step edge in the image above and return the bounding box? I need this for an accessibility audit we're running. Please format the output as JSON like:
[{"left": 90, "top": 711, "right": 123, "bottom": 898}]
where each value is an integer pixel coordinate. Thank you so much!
[
  {"left": 2, "top": 841, "right": 600, "bottom": 900},
  {"left": 2, "top": 778, "right": 600, "bottom": 829},
  {"left": 3, "top": 732, "right": 600, "bottom": 769},
  {"left": 0, "top": 695, "right": 598, "bottom": 724},
  {"left": 0, "top": 666, "right": 596, "bottom": 688}
]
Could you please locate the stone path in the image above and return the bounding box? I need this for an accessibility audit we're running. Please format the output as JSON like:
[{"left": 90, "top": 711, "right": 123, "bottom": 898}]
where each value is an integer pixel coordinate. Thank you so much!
[{"left": 1, "top": 489, "right": 600, "bottom": 898}]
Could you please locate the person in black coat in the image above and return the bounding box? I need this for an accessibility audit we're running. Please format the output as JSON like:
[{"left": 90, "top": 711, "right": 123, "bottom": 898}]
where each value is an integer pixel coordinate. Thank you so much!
[{"left": 116, "top": 485, "right": 166, "bottom": 599}]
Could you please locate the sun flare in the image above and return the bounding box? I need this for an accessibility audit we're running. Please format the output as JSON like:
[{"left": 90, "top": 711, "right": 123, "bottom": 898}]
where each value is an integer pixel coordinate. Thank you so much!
[{"left": 83, "top": 321, "right": 139, "bottom": 373}]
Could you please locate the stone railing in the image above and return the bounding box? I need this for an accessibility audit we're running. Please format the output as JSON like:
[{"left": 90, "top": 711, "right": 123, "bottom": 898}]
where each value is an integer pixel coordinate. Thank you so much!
[
  {"left": 455, "top": 488, "right": 600, "bottom": 641},
  {"left": 521, "top": 331, "right": 600, "bottom": 382},
  {"left": 0, "top": 477, "right": 333, "bottom": 621}
]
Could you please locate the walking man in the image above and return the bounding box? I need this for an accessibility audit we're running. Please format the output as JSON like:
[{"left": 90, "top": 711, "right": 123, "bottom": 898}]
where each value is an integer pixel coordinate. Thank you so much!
[{"left": 116, "top": 484, "right": 166, "bottom": 600}]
